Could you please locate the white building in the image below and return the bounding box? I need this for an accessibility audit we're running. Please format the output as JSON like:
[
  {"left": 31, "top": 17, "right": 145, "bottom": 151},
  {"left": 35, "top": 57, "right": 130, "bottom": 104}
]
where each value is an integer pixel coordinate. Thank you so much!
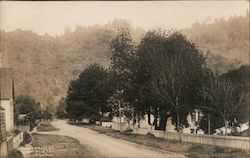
[{"left": 0, "top": 68, "right": 14, "bottom": 134}]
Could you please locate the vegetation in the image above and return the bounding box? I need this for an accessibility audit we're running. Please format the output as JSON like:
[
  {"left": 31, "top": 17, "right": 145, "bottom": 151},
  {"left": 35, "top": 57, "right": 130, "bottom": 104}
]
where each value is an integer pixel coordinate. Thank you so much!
[
  {"left": 56, "top": 97, "right": 68, "bottom": 118},
  {"left": 14, "top": 95, "right": 55, "bottom": 130},
  {"left": 37, "top": 121, "right": 59, "bottom": 132},
  {"left": 0, "top": 20, "right": 143, "bottom": 107},
  {"left": 183, "top": 12, "right": 249, "bottom": 66},
  {"left": 21, "top": 132, "right": 32, "bottom": 146},
  {"left": 1, "top": 14, "right": 248, "bottom": 107},
  {"left": 14, "top": 95, "right": 42, "bottom": 129},
  {"left": 66, "top": 64, "right": 113, "bottom": 120},
  {"left": 65, "top": 26, "right": 249, "bottom": 135},
  {"left": 137, "top": 30, "right": 205, "bottom": 131},
  {"left": 30, "top": 133, "right": 106, "bottom": 158}
]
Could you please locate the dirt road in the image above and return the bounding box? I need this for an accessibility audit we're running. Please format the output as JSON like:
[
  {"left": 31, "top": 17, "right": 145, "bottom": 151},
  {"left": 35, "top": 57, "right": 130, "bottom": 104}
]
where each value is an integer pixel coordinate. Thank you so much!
[{"left": 42, "top": 120, "right": 185, "bottom": 158}]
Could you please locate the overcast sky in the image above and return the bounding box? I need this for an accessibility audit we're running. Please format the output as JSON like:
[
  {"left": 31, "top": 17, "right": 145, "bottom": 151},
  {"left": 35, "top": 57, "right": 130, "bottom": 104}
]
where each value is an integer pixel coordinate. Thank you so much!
[{"left": 0, "top": 1, "right": 249, "bottom": 36}]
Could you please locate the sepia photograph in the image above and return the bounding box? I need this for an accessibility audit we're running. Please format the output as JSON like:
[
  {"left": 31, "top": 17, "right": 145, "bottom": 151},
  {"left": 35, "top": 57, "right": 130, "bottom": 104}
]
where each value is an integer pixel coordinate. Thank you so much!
[{"left": 0, "top": 1, "right": 249, "bottom": 158}]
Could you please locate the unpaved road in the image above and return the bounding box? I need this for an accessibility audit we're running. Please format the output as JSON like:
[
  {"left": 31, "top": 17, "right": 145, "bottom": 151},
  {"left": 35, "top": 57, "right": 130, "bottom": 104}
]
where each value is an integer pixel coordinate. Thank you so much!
[{"left": 41, "top": 120, "right": 186, "bottom": 158}]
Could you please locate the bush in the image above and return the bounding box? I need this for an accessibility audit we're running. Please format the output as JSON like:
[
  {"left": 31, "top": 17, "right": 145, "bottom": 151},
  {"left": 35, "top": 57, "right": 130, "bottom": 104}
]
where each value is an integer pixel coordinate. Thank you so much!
[
  {"left": 21, "top": 132, "right": 32, "bottom": 146},
  {"left": 189, "top": 144, "right": 205, "bottom": 153},
  {"left": 146, "top": 132, "right": 156, "bottom": 138},
  {"left": 123, "top": 129, "right": 133, "bottom": 133},
  {"left": 214, "top": 146, "right": 226, "bottom": 153},
  {"left": 13, "top": 129, "right": 21, "bottom": 136}
]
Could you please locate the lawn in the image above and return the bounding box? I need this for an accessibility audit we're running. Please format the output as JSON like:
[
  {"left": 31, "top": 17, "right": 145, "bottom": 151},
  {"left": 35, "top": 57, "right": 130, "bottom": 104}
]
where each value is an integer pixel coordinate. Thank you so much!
[
  {"left": 37, "top": 121, "right": 59, "bottom": 132},
  {"left": 81, "top": 125, "right": 250, "bottom": 158},
  {"left": 30, "top": 133, "right": 106, "bottom": 158}
]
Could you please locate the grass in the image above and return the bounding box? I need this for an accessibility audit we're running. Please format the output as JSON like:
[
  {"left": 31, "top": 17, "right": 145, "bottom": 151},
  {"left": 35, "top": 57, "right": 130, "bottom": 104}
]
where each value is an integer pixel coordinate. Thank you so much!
[
  {"left": 80, "top": 125, "right": 250, "bottom": 158},
  {"left": 31, "top": 133, "right": 106, "bottom": 158},
  {"left": 37, "top": 121, "right": 59, "bottom": 132}
]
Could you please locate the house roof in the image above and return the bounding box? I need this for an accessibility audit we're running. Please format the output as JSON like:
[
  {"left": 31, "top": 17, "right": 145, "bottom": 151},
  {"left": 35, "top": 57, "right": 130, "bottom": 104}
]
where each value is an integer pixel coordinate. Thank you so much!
[{"left": 0, "top": 68, "right": 14, "bottom": 100}]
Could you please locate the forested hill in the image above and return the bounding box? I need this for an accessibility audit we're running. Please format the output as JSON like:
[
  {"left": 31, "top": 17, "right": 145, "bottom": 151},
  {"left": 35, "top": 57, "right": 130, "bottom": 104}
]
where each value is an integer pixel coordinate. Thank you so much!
[
  {"left": 183, "top": 12, "right": 249, "bottom": 72},
  {"left": 0, "top": 20, "right": 144, "bottom": 107},
  {"left": 0, "top": 14, "right": 248, "bottom": 107}
]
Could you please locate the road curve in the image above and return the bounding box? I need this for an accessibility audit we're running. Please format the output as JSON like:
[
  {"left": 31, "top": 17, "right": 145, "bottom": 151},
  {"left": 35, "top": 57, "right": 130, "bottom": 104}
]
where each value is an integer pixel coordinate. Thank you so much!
[{"left": 41, "top": 120, "right": 186, "bottom": 158}]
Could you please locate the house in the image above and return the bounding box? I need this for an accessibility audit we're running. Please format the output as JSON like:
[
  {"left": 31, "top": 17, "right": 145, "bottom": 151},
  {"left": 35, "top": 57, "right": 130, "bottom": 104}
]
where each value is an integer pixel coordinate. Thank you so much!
[
  {"left": 0, "top": 106, "right": 6, "bottom": 141},
  {"left": 0, "top": 55, "right": 18, "bottom": 158},
  {"left": 0, "top": 68, "right": 14, "bottom": 134}
]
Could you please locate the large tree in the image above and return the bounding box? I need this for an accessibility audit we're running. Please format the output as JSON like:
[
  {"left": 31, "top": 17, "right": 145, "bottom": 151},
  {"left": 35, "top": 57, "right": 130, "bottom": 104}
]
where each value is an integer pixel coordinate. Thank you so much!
[
  {"left": 200, "top": 66, "right": 248, "bottom": 135},
  {"left": 109, "top": 28, "right": 140, "bottom": 123},
  {"left": 138, "top": 30, "right": 206, "bottom": 131},
  {"left": 66, "top": 64, "right": 113, "bottom": 120}
]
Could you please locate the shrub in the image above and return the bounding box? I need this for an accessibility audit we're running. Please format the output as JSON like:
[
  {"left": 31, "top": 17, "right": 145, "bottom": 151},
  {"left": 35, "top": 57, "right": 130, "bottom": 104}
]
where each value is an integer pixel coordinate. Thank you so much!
[
  {"left": 189, "top": 144, "right": 205, "bottom": 153},
  {"left": 146, "top": 132, "right": 156, "bottom": 138},
  {"left": 214, "top": 146, "right": 226, "bottom": 153},
  {"left": 21, "top": 132, "right": 32, "bottom": 146}
]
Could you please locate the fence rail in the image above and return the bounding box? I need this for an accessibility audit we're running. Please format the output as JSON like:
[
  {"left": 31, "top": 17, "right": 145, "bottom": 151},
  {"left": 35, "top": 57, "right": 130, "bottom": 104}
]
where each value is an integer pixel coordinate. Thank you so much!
[{"left": 133, "top": 128, "right": 250, "bottom": 150}]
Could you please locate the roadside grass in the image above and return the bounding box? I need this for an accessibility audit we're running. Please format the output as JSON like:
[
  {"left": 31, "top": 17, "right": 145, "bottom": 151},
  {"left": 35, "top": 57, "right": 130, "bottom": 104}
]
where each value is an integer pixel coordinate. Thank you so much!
[
  {"left": 81, "top": 125, "right": 250, "bottom": 158},
  {"left": 31, "top": 133, "right": 106, "bottom": 158},
  {"left": 37, "top": 121, "right": 59, "bottom": 132}
]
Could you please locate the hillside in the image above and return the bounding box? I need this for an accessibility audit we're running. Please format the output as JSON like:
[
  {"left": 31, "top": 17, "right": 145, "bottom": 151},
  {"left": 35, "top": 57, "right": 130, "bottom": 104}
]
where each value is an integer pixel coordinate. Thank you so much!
[
  {"left": 0, "top": 14, "right": 248, "bottom": 106},
  {"left": 0, "top": 20, "right": 144, "bottom": 106},
  {"left": 183, "top": 12, "right": 249, "bottom": 72}
]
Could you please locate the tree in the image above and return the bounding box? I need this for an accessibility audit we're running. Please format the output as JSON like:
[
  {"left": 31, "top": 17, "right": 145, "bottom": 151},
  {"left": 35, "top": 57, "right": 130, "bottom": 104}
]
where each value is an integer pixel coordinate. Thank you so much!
[
  {"left": 200, "top": 74, "right": 247, "bottom": 135},
  {"left": 110, "top": 28, "right": 140, "bottom": 125},
  {"left": 66, "top": 64, "right": 113, "bottom": 121},
  {"left": 138, "top": 30, "right": 206, "bottom": 132},
  {"left": 56, "top": 97, "right": 68, "bottom": 118},
  {"left": 14, "top": 95, "right": 42, "bottom": 129},
  {"left": 14, "top": 95, "right": 41, "bottom": 115}
]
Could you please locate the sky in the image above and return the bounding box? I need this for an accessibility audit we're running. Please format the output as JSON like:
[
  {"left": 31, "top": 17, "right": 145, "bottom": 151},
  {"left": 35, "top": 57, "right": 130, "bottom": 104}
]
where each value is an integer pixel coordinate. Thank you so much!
[{"left": 0, "top": 1, "right": 249, "bottom": 36}]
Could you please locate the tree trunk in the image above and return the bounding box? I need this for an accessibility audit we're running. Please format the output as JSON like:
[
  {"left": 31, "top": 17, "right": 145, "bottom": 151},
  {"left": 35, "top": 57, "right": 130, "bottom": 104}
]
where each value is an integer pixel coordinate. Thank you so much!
[
  {"left": 208, "top": 114, "right": 210, "bottom": 134},
  {"left": 159, "top": 109, "right": 168, "bottom": 130},
  {"left": 176, "top": 109, "right": 180, "bottom": 132},
  {"left": 153, "top": 108, "right": 159, "bottom": 130},
  {"left": 176, "top": 96, "right": 180, "bottom": 132},
  {"left": 176, "top": 97, "right": 182, "bottom": 142},
  {"left": 225, "top": 120, "right": 228, "bottom": 136},
  {"left": 147, "top": 111, "right": 152, "bottom": 125}
]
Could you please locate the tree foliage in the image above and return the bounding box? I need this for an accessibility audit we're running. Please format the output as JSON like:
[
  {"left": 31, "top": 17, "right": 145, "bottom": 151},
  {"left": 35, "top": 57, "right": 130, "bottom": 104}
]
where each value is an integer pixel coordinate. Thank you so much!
[
  {"left": 66, "top": 64, "right": 113, "bottom": 120},
  {"left": 200, "top": 73, "right": 247, "bottom": 134},
  {"left": 56, "top": 97, "right": 68, "bottom": 118},
  {"left": 14, "top": 95, "right": 42, "bottom": 126},
  {"left": 138, "top": 30, "right": 206, "bottom": 131}
]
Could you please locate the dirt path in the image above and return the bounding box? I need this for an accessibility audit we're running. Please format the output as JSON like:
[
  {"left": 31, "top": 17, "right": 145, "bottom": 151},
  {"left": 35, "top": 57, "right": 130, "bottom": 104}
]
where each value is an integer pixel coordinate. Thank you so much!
[{"left": 41, "top": 120, "right": 186, "bottom": 158}]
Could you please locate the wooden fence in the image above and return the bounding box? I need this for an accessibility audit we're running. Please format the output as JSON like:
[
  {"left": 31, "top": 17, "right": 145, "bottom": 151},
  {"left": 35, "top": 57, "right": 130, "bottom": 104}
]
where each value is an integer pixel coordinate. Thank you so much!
[
  {"left": 133, "top": 128, "right": 250, "bottom": 150},
  {"left": 111, "top": 122, "right": 130, "bottom": 131}
]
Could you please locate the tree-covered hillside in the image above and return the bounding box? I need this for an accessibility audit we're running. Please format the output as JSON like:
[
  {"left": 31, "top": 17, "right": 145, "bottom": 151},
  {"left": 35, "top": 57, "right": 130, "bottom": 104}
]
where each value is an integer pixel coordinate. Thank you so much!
[
  {"left": 183, "top": 12, "right": 249, "bottom": 73},
  {"left": 0, "top": 13, "right": 248, "bottom": 107},
  {"left": 0, "top": 20, "right": 144, "bottom": 107}
]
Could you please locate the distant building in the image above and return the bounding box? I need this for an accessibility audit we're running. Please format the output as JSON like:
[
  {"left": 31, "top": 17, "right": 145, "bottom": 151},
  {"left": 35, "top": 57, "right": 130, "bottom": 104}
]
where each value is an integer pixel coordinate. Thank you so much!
[{"left": 0, "top": 68, "right": 14, "bottom": 134}]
